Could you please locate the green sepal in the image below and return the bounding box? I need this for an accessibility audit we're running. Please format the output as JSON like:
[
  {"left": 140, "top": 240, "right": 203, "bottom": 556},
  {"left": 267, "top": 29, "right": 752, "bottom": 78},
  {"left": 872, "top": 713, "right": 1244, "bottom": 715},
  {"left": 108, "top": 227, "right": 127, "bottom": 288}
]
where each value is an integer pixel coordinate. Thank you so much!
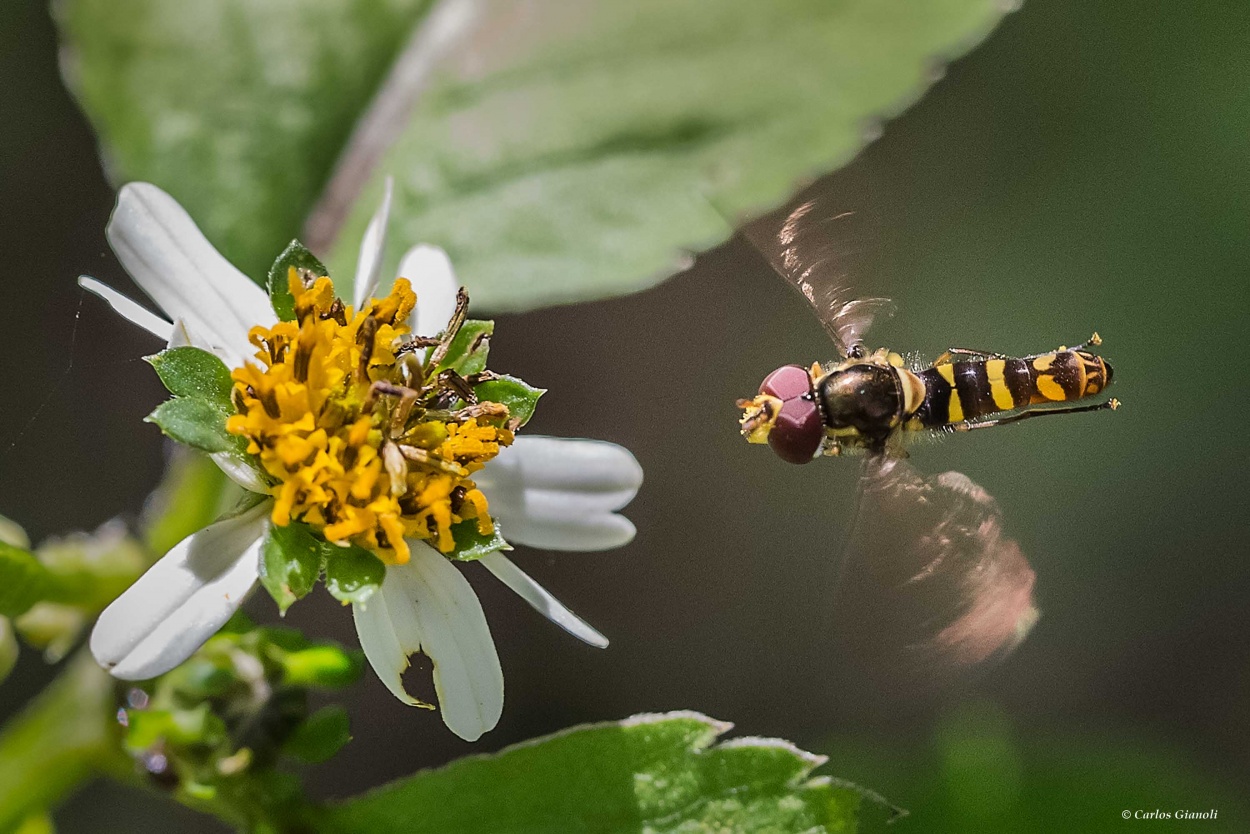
[
  {"left": 446, "top": 520, "right": 511, "bottom": 563},
  {"left": 0, "top": 543, "right": 52, "bottom": 618},
  {"left": 434, "top": 320, "right": 493, "bottom": 376},
  {"left": 146, "top": 346, "right": 233, "bottom": 404},
  {"left": 474, "top": 375, "right": 544, "bottom": 427},
  {"left": 282, "top": 705, "right": 352, "bottom": 764},
  {"left": 323, "top": 544, "right": 385, "bottom": 606},
  {"left": 146, "top": 397, "right": 237, "bottom": 454},
  {"left": 268, "top": 240, "right": 329, "bottom": 321},
  {"left": 259, "top": 522, "right": 323, "bottom": 615}
]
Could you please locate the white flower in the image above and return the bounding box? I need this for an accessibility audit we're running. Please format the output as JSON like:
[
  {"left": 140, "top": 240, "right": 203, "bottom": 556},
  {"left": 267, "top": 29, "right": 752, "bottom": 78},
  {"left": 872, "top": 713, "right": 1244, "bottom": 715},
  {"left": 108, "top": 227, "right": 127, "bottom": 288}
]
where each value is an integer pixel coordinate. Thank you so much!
[{"left": 83, "top": 182, "right": 642, "bottom": 741}]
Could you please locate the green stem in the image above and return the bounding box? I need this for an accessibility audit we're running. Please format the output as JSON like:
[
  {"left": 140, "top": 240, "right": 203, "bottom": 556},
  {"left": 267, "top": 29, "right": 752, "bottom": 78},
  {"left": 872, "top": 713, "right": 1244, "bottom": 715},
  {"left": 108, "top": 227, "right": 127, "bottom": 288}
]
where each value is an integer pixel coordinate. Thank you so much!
[{"left": 0, "top": 652, "right": 131, "bottom": 829}]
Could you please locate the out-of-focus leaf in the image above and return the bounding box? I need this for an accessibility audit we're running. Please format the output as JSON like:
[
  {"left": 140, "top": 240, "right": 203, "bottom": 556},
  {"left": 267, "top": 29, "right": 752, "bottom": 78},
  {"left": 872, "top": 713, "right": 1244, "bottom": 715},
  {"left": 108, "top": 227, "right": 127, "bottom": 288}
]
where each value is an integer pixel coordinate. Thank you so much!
[
  {"left": 322, "top": 711, "right": 898, "bottom": 833},
  {"left": 281, "top": 645, "right": 363, "bottom": 690},
  {"left": 0, "top": 653, "right": 128, "bottom": 832},
  {"left": 54, "top": 0, "right": 431, "bottom": 282},
  {"left": 142, "top": 448, "right": 233, "bottom": 558},
  {"left": 0, "top": 619, "right": 17, "bottom": 684},
  {"left": 283, "top": 706, "right": 352, "bottom": 764},
  {"left": 0, "top": 544, "right": 52, "bottom": 618},
  {"left": 56, "top": 0, "right": 1014, "bottom": 310}
]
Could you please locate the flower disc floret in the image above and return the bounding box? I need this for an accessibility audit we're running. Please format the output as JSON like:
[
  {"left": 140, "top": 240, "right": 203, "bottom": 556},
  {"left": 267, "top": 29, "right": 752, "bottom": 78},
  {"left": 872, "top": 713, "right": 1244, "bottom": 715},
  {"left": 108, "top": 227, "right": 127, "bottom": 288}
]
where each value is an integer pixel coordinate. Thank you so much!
[{"left": 227, "top": 269, "right": 511, "bottom": 565}]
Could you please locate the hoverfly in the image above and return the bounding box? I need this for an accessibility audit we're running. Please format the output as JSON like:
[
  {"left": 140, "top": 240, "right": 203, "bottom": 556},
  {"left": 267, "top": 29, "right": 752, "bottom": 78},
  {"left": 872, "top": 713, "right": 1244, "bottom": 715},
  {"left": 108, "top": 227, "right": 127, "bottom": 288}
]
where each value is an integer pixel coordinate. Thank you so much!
[{"left": 736, "top": 195, "right": 1119, "bottom": 681}]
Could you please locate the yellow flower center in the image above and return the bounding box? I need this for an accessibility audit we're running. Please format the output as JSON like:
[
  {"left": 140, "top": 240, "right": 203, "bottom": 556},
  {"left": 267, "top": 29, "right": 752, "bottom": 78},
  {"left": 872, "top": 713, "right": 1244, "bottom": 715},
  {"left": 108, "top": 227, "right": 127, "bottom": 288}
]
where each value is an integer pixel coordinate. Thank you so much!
[{"left": 225, "top": 269, "right": 512, "bottom": 565}]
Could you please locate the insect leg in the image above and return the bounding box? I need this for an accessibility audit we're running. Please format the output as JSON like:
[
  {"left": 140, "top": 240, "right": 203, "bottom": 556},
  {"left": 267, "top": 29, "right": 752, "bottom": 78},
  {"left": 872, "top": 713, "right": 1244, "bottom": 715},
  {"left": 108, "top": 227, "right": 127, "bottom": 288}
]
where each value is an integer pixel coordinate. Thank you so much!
[
  {"left": 426, "top": 287, "right": 470, "bottom": 369},
  {"left": 953, "top": 398, "right": 1120, "bottom": 431}
]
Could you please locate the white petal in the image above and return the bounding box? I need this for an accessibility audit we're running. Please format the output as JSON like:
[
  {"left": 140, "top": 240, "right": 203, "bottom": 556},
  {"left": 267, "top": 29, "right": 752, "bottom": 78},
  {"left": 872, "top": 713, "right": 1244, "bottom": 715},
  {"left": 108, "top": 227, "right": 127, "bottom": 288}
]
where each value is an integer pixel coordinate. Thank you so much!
[
  {"left": 479, "top": 552, "right": 608, "bottom": 648},
  {"left": 106, "top": 183, "right": 273, "bottom": 366},
  {"left": 79, "top": 276, "right": 172, "bottom": 341},
  {"left": 352, "top": 177, "right": 394, "bottom": 309},
  {"left": 397, "top": 244, "right": 459, "bottom": 338},
  {"left": 495, "top": 509, "right": 636, "bottom": 552},
  {"left": 90, "top": 500, "right": 269, "bottom": 680},
  {"left": 475, "top": 437, "right": 642, "bottom": 551},
  {"left": 481, "top": 437, "right": 643, "bottom": 499},
  {"left": 352, "top": 545, "right": 503, "bottom": 741}
]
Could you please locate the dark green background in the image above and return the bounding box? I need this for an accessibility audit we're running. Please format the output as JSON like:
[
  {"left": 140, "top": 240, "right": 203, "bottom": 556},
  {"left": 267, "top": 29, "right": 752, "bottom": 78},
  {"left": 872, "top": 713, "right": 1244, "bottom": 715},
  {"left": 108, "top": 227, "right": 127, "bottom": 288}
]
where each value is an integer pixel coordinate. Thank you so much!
[{"left": 2, "top": 0, "right": 1247, "bottom": 831}]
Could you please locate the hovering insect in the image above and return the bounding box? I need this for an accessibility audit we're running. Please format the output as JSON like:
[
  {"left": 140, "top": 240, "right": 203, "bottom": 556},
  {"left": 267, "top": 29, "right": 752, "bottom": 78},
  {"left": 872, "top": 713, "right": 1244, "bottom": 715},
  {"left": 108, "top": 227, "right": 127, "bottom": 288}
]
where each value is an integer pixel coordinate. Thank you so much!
[{"left": 736, "top": 195, "right": 1119, "bottom": 681}]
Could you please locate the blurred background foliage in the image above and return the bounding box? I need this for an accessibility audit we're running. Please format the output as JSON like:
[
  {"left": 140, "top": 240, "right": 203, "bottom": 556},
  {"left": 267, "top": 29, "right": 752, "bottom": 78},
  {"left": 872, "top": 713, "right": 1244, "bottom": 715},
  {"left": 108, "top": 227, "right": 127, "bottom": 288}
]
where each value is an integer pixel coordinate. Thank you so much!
[{"left": 2, "top": 0, "right": 1248, "bottom": 831}]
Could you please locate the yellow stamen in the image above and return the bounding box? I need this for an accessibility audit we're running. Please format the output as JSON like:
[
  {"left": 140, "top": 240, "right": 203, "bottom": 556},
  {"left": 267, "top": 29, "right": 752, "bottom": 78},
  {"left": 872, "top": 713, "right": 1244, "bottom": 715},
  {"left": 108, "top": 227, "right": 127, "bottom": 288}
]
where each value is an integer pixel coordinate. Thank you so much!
[{"left": 228, "top": 276, "right": 510, "bottom": 564}]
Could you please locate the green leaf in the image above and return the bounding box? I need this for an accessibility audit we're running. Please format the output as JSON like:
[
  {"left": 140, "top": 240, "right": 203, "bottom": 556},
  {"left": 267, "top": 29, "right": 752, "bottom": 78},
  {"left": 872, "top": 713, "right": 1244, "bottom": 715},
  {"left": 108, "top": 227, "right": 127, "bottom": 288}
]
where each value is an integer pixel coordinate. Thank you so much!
[
  {"left": 260, "top": 522, "right": 324, "bottom": 615},
  {"left": 323, "top": 545, "right": 385, "bottom": 606},
  {"left": 0, "top": 544, "right": 52, "bottom": 619},
  {"left": 146, "top": 346, "right": 234, "bottom": 404},
  {"left": 323, "top": 712, "right": 898, "bottom": 834},
  {"left": 57, "top": 0, "right": 1015, "bottom": 312},
  {"left": 283, "top": 706, "right": 352, "bottom": 764},
  {"left": 434, "top": 320, "right": 493, "bottom": 376},
  {"left": 54, "top": 0, "right": 430, "bottom": 283},
  {"left": 269, "top": 240, "right": 330, "bottom": 321},
  {"left": 446, "top": 519, "right": 509, "bottom": 563},
  {"left": 146, "top": 397, "right": 237, "bottom": 454},
  {"left": 474, "top": 376, "right": 544, "bottom": 427}
]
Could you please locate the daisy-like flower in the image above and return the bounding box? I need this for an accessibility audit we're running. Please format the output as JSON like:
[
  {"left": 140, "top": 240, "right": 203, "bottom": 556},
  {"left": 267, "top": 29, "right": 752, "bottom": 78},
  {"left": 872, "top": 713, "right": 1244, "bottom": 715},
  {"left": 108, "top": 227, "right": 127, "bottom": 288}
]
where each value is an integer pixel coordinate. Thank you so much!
[{"left": 82, "top": 182, "right": 642, "bottom": 741}]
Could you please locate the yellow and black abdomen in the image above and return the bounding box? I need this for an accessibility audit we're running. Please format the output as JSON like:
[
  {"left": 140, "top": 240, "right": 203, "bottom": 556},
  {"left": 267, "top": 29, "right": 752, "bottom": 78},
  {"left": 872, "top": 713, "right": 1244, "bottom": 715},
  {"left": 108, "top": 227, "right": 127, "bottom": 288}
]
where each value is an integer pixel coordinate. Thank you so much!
[{"left": 911, "top": 350, "right": 1113, "bottom": 429}]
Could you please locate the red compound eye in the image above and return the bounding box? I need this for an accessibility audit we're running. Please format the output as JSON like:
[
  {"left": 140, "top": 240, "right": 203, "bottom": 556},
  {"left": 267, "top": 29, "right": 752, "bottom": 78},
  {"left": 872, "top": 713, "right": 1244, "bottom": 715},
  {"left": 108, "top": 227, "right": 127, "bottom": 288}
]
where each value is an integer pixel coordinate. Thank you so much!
[
  {"left": 768, "top": 396, "right": 823, "bottom": 464},
  {"left": 759, "top": 364, "right": 813, "bottom": 401}
]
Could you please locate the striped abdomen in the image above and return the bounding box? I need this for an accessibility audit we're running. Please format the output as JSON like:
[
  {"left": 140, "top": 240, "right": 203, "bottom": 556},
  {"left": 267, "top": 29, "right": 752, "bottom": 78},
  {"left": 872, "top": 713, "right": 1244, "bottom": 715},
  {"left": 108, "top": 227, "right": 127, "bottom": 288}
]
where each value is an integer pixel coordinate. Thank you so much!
[{"left": 911, "top": 350, "right": 1113, "bottom": 428}]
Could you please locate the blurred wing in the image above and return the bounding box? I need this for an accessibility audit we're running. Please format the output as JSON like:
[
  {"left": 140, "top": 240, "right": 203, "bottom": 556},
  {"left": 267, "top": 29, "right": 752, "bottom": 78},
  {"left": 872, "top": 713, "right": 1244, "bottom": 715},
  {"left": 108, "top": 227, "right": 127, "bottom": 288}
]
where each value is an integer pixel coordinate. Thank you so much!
[
  {"left": 833, "top": 456, "right": 1038, "bottom": 684},
  {"left": 741, "top": 194, "right": 895, "bottom": 357}
]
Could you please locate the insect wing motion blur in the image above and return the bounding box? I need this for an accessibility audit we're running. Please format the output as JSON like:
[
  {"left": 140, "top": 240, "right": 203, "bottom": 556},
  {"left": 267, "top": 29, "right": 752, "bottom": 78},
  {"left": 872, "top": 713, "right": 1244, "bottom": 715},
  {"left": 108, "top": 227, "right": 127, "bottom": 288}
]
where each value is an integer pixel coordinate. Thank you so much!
[{"left": 736, "top": 194, "right": 1119, "bottom": 681}]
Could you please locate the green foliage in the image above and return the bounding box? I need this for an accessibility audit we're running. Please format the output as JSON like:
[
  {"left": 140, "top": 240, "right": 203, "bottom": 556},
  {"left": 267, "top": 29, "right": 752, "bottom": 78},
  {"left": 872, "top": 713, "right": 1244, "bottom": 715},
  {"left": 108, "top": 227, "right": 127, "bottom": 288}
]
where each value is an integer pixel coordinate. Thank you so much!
[
  {"left": 147, "top": 346, "right": 234, "bottom": 402},
  {"left": 323, "top": 544, "right": 385, "bottom": 606},
  {"left": 0, "top": 543, "right": 53, "bottom": 619},
  {"left": 142, "top": 448, "right": 234, "bottom": 558},
  {"left": 324, "top": 712, "right": 898, "bottom": 834},
  {"left": 283, "top": 706, "right": 353, "bottom": 764},
  {"left": 118, "top": 626, "right": 362, "bottom": 830},
  {"left": 445, "top": 519, "right": 510, "bottom": 563},
  {"left": 0, "top": 653, "right": 126, "bottom": 833},
  {"left": 145, "top": 346, "right": 241, "bottom": 454},
  {"left": 146, "top": 397, "right": 237, "bottom": 454},
  {"left": 434, "top": 320, "right": 493, "bottom": 376},
  {"left": 269, "top": 240, "right": 330, "bottom": 321},
  {"left": 56, "top": 0, "right": 1011, "bottom": 310},
  {"left": 260, "top": 521, "right": 324, "bottom": 614},
  {"left": 54, "top": 0, "right": 430, "bottom": 282},
  {"left": 474, "top": 375, "right": 544, "bottom": 427}
]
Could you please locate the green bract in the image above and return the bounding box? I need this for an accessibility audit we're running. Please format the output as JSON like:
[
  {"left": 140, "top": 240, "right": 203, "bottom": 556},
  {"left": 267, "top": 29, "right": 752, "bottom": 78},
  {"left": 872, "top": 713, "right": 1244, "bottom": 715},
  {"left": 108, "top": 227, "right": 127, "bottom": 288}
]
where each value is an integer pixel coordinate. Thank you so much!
[
  {"left": 268, "top": 240, "right": 330, "bottom": 322},
  {"left": 145, "top": 346, "right": 240, "bottom": 455}
]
